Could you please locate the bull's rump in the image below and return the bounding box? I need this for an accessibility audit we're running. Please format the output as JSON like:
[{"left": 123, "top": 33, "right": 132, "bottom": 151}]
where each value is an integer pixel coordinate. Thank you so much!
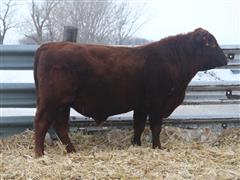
[{"left": 35, "top": 42, "right": 145, "bottom": 118}]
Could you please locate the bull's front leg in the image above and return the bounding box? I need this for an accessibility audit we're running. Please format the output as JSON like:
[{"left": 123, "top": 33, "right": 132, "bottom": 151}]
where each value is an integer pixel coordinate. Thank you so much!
[{"left": 149, "top": 112, "right": 163, "bottom": 149}]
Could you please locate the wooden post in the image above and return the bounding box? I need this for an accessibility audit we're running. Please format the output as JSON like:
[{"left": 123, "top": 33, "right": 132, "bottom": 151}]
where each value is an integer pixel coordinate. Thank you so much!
[{"left": 63, "top": 26, "right": 78, "bottom": 42}]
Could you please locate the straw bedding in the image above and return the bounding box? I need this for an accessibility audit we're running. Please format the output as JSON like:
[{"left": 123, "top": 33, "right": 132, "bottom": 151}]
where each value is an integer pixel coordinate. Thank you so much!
[{"left": 0, "top": 126, "right": 239, "bottom": 179}]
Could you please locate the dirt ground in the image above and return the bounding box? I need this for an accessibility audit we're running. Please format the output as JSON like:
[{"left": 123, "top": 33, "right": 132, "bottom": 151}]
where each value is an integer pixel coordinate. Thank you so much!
[{"left": 0, "top": 126, "right": 240, "bottom": 179}]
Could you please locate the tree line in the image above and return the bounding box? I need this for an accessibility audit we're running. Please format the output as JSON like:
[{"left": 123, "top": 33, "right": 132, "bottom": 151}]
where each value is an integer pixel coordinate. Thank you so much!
[{"left": 1, "top": 0, "right": 150, "bottom": 45}]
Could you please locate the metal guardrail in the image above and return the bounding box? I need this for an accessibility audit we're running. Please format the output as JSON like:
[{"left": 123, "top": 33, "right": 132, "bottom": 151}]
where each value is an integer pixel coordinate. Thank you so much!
[
  {"left": 0, "top": 45, "right": 38, "bottom": 70},
  {"left": 1, "top": 81, "right": 240, "bottom": 108},
  {"left": 221, "top": 45, "right": 240, "bottom": 69},
  {"left": 0, "top": 83, "right": 35, "bottom": 108},
  {"left": 0, "top": 45, "right": 240, "bottom": 70},
  {"left": 0, "top": 45, "right": 240, "bottom": 136}
]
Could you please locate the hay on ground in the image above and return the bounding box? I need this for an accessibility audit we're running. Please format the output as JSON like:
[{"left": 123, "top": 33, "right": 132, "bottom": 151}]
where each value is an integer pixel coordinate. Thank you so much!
[{"left": 0, "top": 126, "right": 240, "bottom": 179}]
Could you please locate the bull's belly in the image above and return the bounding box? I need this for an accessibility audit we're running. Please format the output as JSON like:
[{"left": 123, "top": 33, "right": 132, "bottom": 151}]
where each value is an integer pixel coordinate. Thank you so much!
[
  {"left": 71, "top": 95, "right": 135, "bottom": 123},
  {"left": 72, "top": 103, "right": 133, "bottom": 118}
]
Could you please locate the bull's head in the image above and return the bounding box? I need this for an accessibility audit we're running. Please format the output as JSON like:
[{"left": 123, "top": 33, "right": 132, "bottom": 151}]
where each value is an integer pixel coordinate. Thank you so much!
[{"left": 192, "top": 28, "right": 228, "bottom": 71}]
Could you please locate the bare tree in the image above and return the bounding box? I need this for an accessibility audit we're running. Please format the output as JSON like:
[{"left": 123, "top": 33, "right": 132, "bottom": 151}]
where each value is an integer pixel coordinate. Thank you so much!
[
  {"left": 18, "top": 33, "right": 39, "bottom": 44},
  {"left": 113, "top": 1, "right": 148, "bottom": 45},
  {"left": 21, "top": 0, "right": 149, "bottom": 45},
  {"left": 52, "top": 0, "right": 148, "bottom": 44},
  {"left": 22, "top": 0, "right": 59, "bottom": 44},
  {"left": 0, "top": 0, "right": 17, "bottom": 44},
  {"left": 51, "top": 0, "right": 116, "bottom": 44}
]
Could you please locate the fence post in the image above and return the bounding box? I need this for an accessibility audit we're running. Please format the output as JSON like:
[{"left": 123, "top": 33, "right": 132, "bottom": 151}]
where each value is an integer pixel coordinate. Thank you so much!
[{"left": 63, "top": 26, "right": 78, "bottom": 42}]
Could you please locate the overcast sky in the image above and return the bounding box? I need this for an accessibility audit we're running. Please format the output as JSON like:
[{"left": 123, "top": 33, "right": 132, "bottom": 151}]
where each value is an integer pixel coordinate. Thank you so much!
[{"left": 3, "top": 0, "right": 240, "bottom": 45}]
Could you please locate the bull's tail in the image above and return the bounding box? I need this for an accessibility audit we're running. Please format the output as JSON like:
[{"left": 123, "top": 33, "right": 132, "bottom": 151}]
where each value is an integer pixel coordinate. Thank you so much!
[{"left": 34, "top": 48, "right": 40, "bottom": 106}]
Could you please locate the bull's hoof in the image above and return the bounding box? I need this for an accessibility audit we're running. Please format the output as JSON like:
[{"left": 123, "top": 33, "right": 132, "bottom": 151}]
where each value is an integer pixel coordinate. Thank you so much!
[
  {"left": 152, "top": 144, "right": 162, "bottom": 149},
  {"left": 66, "top": 144, "right": 76, "bottom": 153},
  {"left": 131, "top": 136, "right": 141, "bottom": 146},
  {"left": 35, "top": 150, "right": 44, "bottom": 158}
]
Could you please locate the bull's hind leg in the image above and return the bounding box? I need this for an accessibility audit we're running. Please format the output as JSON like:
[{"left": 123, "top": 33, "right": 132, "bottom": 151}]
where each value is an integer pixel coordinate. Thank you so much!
[
  {"left": 132, "top": 109, "right": 147, "bottom": 146},
  {"left": 34, "top": 107, "right": 54, "bottom": 157},
  {"left": 53, "top": 106, "right": 76, "bottom": 153}
]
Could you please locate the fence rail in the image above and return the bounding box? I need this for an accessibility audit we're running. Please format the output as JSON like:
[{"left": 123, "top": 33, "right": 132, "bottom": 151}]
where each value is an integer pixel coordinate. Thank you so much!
[{"left": 0, "top": 44, "right": 240, "bottom": 137}]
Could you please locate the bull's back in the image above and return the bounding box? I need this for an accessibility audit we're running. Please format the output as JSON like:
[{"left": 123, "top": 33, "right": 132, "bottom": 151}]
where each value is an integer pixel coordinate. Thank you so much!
[{"left": 35, "top": 42, "right": 145, "bottom": 117}]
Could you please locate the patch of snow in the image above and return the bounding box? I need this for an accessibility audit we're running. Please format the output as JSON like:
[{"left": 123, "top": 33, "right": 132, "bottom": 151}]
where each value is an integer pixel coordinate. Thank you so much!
[
  {"left": 0, "top": 69, "right": 239, "bottom": 83},
  {"left": 192, "top": 69, "right": 239, "bottom": 82},
  {"left": 0, "top": 70, "right": 33, "bottom": 83}
]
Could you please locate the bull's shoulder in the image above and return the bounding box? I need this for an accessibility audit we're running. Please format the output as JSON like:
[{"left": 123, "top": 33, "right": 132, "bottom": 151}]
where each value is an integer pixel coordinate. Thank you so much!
[{"left": 37, "top": 42, "right": 82, "bottom": 52}]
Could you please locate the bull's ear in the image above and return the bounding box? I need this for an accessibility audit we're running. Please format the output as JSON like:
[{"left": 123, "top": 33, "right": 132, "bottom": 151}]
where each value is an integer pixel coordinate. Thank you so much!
[{"left": 192, "top": 28, "right": 207, "bottom": 44}]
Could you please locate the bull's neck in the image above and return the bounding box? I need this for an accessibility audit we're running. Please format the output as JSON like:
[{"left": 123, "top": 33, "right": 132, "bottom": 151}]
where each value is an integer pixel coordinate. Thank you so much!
[
  {"left": 139, "top": 36, "right": 199, "bottom": 88},
  {"left": 162, "top": 36, "right": 198, "bottom": 83},
  {"left": 171, "top": 37, "right": 199, "bottom": 84}
]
